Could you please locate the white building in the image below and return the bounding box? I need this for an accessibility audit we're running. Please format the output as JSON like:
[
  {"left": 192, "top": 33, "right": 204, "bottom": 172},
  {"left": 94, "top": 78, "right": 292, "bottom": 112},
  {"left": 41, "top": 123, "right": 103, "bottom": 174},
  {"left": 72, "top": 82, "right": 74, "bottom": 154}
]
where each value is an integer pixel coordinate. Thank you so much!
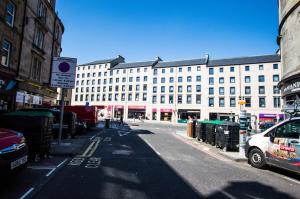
[{"left": 71, "top": 54, "right": 283, "bottom": 125}]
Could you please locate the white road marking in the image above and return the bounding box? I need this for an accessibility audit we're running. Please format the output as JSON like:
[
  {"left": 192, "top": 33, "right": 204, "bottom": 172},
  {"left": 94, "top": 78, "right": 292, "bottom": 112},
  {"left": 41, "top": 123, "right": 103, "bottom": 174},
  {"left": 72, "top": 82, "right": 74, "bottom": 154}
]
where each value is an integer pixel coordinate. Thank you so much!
[
  {"left": 57, "top": 158, "right": 68, "bottom": 168},
  {"left": 68, "top": 157, "right": 85, "bottom": 166},
  {"left": 87, "top": 139, "right": 101, "bottom": 157},
  {"left": 103, "top": 137, "right": 111, "bottom": 142},
  {"left": 19, "top": 187, "right": 34, "bottom": 199},
  {"left": 282, "top": 176, "right": 300, "bottom": 184},
  {"left": 45, "top": 168, "right": 56, "bottom": 177},
  {"left": 82, "top": 141, "right": 96, "bottom": 156},
  {"left": 118, "top": 130, "right": 130, "bottom": 136},
  {"left": 85, "top": 157, "right": 101, "bottom": 168},
  {"left": 28, "top": 166, "right": 56, "bottom": 170},
  {"left": 89, "top": 135, "right": 96, "bottom": 140},
  {"left": 143, "top": 138, "right": 161, "bottom": 156}
]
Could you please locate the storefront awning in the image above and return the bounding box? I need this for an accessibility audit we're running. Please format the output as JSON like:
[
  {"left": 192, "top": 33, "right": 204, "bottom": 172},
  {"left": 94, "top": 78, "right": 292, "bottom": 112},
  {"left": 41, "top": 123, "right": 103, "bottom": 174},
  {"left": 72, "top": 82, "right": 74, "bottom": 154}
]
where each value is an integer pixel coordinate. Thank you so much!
[
  {"left": 160, "top": 108, "right": 173, "bottom": 113},
  {"left": 128, "top": 105, "right": 146, "bottom": 110},
  {"left": 259, "top": 114, "right": 284, "bottom": 119}
]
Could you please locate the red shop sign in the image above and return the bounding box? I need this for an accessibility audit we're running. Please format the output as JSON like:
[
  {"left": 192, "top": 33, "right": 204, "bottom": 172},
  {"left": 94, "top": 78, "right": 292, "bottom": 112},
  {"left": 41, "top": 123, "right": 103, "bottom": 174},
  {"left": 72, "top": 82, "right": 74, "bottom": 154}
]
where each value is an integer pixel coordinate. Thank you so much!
[
  {"left": 160, "top": 108, "right": 173, "bottom": 113},
  {"left": 128, "top": 105, "right": 146, "bottom": 110}
]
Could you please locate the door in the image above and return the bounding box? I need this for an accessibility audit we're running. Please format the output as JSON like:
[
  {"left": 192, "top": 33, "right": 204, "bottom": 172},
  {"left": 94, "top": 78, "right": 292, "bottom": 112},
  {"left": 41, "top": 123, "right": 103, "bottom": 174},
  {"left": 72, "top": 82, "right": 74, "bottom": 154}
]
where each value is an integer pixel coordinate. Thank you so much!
[{"left": 267, "top": 120, "right": 300, "bottom": 173}]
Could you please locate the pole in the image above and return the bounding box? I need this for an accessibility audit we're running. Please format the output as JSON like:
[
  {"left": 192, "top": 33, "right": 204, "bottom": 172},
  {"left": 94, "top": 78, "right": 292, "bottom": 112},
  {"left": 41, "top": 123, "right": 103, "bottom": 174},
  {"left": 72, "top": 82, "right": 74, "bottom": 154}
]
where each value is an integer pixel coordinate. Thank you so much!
[{"left": 58, "top": 88, "right": 65, "bottom": 145}]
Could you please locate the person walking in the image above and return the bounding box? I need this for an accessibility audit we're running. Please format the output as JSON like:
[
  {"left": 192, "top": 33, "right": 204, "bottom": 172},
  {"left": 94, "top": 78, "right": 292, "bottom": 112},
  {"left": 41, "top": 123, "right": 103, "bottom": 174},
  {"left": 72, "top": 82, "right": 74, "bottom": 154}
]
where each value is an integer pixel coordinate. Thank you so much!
[{"left": 119, "top": 115, "right": 124, "bottom": 126}]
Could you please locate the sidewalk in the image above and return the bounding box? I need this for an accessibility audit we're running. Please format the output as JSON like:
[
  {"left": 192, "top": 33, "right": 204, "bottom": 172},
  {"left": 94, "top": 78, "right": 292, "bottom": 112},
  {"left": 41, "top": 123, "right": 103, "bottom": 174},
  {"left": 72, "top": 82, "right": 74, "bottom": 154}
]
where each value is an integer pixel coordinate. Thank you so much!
[
  {"left": 125, "top": 119, "right": 186, "bottom": 127},
  {"left": 175, "top": 130, "right": 247, "bottom": 162}
]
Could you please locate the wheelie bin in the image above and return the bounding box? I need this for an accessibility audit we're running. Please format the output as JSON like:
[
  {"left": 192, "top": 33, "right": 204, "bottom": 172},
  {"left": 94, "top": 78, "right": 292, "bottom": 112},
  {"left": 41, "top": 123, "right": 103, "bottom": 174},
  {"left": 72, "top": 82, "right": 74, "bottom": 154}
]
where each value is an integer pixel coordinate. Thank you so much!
[
  {"left": 215, "top": 122, "right": 240, "bottom": 151},
  {"left": 196, "top": 121, "right": 208, "bottom": 142},
  {"left": 205, "top": 120, "right": 223, "bottom": 146}
]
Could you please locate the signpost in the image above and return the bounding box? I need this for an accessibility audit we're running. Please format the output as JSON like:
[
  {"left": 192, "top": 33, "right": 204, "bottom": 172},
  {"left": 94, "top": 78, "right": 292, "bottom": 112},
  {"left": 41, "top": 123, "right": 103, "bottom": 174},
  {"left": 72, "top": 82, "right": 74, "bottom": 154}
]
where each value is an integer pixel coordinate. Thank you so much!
[{"left": 51, "top": 57, "right": 77, "bottom": 144}]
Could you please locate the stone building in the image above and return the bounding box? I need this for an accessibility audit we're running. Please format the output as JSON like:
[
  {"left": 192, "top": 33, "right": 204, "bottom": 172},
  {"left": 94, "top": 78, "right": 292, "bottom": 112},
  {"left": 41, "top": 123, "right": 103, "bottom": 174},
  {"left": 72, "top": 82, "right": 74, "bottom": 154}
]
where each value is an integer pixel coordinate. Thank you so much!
[
  {"left": 278, "top": 0, "right": 300, "bottom": 104},
  {"left": 0, "top": 0, "right": 25, "bottom": 112},
  {"left": 16, "top": 0, "right": 64, "bottom": 108}
]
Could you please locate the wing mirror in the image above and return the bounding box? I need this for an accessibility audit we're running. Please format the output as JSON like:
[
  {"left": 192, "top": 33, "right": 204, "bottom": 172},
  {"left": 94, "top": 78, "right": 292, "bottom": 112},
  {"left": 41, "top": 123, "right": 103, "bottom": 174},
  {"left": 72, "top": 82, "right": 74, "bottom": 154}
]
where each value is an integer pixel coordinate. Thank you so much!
[{"left": 269, "top": 130, "right": 275, "bottom": 143}]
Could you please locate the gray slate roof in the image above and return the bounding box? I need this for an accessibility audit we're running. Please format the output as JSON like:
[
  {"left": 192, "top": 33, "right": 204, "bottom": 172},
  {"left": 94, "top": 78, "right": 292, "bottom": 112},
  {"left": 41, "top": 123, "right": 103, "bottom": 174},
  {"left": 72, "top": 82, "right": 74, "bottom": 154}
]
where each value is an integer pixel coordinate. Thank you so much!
[
  {"left": 79, "top": 58, "right": 116, "bottom": 66},
  {"left": 113, "top": 61, "right": 156, "bottom": 69},
  {"left": 207, "top": 55, "right": 280, "bottom": 67},
  {"left": 155, "top": 58, "right": 206, "bottom": 68}
]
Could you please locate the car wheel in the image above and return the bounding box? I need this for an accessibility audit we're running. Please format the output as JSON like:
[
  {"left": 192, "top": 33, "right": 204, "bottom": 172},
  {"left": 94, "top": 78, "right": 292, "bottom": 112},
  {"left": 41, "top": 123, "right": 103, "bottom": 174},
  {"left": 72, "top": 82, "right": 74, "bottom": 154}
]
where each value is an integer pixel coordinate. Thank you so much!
[{"left": 249, "top": 148, "right": 266, "bottom": 169}]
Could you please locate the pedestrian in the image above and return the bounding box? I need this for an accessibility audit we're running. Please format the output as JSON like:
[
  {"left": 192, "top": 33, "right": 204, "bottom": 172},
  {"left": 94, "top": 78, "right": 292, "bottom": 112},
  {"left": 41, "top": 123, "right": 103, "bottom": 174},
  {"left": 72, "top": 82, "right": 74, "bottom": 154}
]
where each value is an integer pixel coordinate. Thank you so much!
[
  {"left": 119, "top": 115, "right": 124, "bottom": 126},
  {"left": 188, "top": 116, "right": 193, "bottom": 123}
]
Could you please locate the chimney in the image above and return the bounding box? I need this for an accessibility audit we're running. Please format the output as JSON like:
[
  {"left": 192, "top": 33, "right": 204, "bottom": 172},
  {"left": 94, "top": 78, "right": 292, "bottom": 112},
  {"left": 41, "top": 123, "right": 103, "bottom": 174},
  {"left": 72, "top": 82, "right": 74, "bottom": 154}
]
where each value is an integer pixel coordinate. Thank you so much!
[
  {"left": 204, "top": 53, "right": 209, "bottom": 65},
  {"left": 156, "top": 56, "right": 162, "bottom": 61}
]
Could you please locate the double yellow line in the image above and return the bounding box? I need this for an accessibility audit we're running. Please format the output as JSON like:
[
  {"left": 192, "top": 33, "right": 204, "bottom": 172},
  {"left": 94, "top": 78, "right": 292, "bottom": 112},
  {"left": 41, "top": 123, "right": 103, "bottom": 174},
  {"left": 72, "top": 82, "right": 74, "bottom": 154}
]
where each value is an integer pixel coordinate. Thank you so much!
[{"left": 81, "top": 137, "right": 102, "bottom": 157}]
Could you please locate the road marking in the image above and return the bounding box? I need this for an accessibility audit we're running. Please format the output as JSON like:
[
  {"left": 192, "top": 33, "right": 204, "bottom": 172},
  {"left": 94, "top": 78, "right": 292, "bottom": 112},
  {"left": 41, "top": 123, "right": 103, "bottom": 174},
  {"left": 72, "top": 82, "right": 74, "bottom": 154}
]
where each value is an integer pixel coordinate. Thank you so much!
[
  {"left": 103, "top": 137, "right": 111, "bottom": 142},
  {"left": 28, "top": 166, "right": 56, "bottom": 170},
  {"left": 89, "top": 135, "right": 96, "bottom": 140},
  {"left": 57, "top": 158, "right": 68, "bottom": 168},
  {"left": 87, "top": 139, "right": 101, "bottom": 157},
  {"left": 82, "top": 141, "right": 96, "bottom": 156},
  {"left": 282, "top": 176, "right": 300, "bottom": 184},
  {"left": 118, "top": 130, "right": 130, "bottom": 136},
  {"left": 143, "top": 139, "right": 161, "bottom": 156},
  {"left": 45, "top": 168, "right": 56, "bottom": 177},
  {"left": 68, "top": 157, "right": 85, "bottom": 166},
  {"left": 19, "top": 187, "right": 34, "bottom": 199},
  {"left": 85, "top": 157, "right": 101, "bottom": 168}
]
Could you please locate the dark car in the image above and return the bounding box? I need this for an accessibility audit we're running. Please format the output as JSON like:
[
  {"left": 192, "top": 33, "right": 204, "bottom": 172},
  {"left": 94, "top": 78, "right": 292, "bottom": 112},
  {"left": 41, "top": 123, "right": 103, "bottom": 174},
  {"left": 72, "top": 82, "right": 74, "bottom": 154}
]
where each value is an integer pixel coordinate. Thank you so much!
[{"left": 0, "top": 129, "right": 28, "bottom": 175}]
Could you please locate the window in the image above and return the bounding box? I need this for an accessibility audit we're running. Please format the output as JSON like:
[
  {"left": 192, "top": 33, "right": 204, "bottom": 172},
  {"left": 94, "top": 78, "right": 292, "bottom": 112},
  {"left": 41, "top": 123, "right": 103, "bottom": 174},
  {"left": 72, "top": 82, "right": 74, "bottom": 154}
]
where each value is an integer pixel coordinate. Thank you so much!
[
  {"left": 97, "top": 87, "right": 100, "bottom": 92},
  {"left": 143, "top": 76, "right": 147, "bottom": 82},
  {"left": 274, "top": 97, "right": 281, "bottom": 108},
  {"left": 258, "top": 75, "right": 265, "bottom": 82},
  {"left": 108, "top": 86, "right": 112, "bottom": 92},
  {"left": 178, "top": 77, "right": 183, "bottom": 82},
  {"left": 275, "top": 121, "right": 300, "bottom": 139},
  {"left": 102, "top": 86, "right": 106, "bottom": 92},
  {"left": 34, "top": 28, "right": 45, "bottom": 49},
  {"left": 170, "top": 68, "right": 174, "bottom": 73},
  {"left": 91, "top": 94, "right": 95, "bottom": 101},
  {"left": 87, "top": 73, "right": 90, "bottom": 78},
  {"left": 115, "top": 94, "right": 119, "bottom": 101},
  {"left": 178, "top": 67, "right": 182, "bottom": 72},
  {"left": 81, "top": 80, "right": 84, "bottom": 85},
  {"left": 230, "top": 97, "right": 236, "bottom": 107},
  {"left": 219, "top": 77, "right": 224, "bottom": 84},
  {"left": 144, "top": 67, "right": 147, "bottom": 72},
  {"left": 98, "top": 72, "right": 101, "bottom": 77},
  {"left": 143, "top": 93, "right": 147, "bottom": 101},
  {"left": 187, "top": 76, "right": 192, "bottom": 82},
  {"left": 169, "top": 86, "right": 174, "bottom": 93},
  {"left": 38, "top": 1, "right": 47, "bottom": 19},
  {"left": 187, "top": 85, "right": 192, "bottom": 93},
  {"left": 76, "top": 88, "right": 78, "bottom": 93},
  {"left": 196, "top": 76, "right": 201, "bottom": 82},
  {"left": 196, "top": 95, "right": 201, "bottom": 104},
  {"left": 76, "top": 74, "right": 79, "bottom": 78},
  {"left": 128, "top": 93, "right": 132, "bottom": 101},
  {"left": 178, "top": 95, "right": 182, "bottom": 104},
  {"left": 219, "top": 87, "right": 224, "bottom": 95},
  {"left": 115, "top": 85, "right": 119, "bottom": 91},
  {"left": 187, "top": 95, "right": 192, "bottom": 104},
  {"left": 6, "top": 1, "right": 15, "bottom": 27},
  {"left": 92, "top": 87, "right": 95, "bottom": 92},
  {"left": 178, "top": 86, "right": 183, "bottom": 93},
  {"left": 81, "top": 87, "right": 84, "bottom": 92},
  {"left": 273, "top": 75, "right": 279, "bottom": 82},
  {"left": 76, "top": 81, "right": 79, "bottom": 86},
  {"left": 82, "top": 73, "right": 85, "bottom": 78},
  {"left": 153, "top": 69, "right": 157, "bottom": 75},
  {"left": 273, "top": 86, "right": 280, "bottom": 94},
  {"left": 143, "top": 84, "right": 147, "bottom": 91},
  {"left": 128, "top": 85, "right": 133, "bottom": 91},
  {"left": 117, "top": 70, "right": 119, "bottom": 74},
  {"left": 219, "top": 67, "right": 224, "bottom": 73},
  {"left": 219, "top": 98, "right": 225, "bottom": 107},
  {"left": 209, "top": 77, "right": 214, "bottom": 85},
  {"left": 161, "top": 86, "right": 165, "bottom": 93},
  {"left": 209, "top": 68, "right": 214, "bottom": 75},
  {"left": 97, "top": 94, "right": 100, "bottom": 101},
  {"left": 116, "top": 78, "right": 119, "bottom": 83},
  {"left": 153, "top": 78, "right": 157, "bottom": 84},
  {"left": 130, "top": 69, "right": 133, "bottom": 73},
  {"left": 80, "top": 95, "right": 83, "bottom": 101},
  {"left": 160, "top": 95, "right": 165, "bottom": 104},
  {"left": 197, "top": 66, "right": 201, "bottom": 71},
  {"left": 136, "top": 85, "right": 140, "bottom": 91},
  {"left": 230, "top": 87, "right": 235, "bottom": 95},
  {"left": 75, "top": 95, "right": 78, "bottom": 101},
  {"left": 245, "top": 66, "right": 250, "bottom": 71},
  {"left": 121, "top": 93, "right": 125, "bottom": 101},
  {"left": 152, "top": 95, "right": 157, "bottom": 104},
  {"left": 86, "top": 87, "right": 89, "bottom": 92},
  {"left": 230, "top": 67, "right": 234, "bottom": 72},
  {"left": 169, "top": 95, "right": 174, "bottom": 104},
  {"left": 259, "top": 65, "right": 264, "bottom": 70},
  {"left": 122, "top": 78, "right": 126, "bottom": 83},
  {"left": 1, "top": 40, "right": 11, "bottom": 66},
  {"left": 153, "top": 86, "right": 157, "bottom": 93},
  {"left": 129, "top": 77, "right": 133, "bottom": 82},
  {"left": 187, "top": 67, "right": 191, "bottom": 72},
  {"left": 169, "top": 77, "right": 174, "bottom": 83},
  {"left": 245, "top": 76, "right": 251, "bottom": 83},
  {"left": 209, "top": 87, "right": 214, "bottom": 95},
  {"left": 196, "top": 85, "right": 201, "bottom": 92},
  {"left": 31, "top": 57, "right": 41, "bottom": 81},
  {"left": 103, "top": 79, "right": 107, "bottom": 84},
  {"left": 135, "top": 76, "right": 140, "bottom": 82},
  {"left": 137, "top": 68, "right": 140, "bottom": 73},
  {"left": 85, "top": 95, "right": 89, "bottom": 101},
  {"left": 98, "top": 79, "right": 101, "bottom": 84},
  {"left": 245, "top": 86, "right": 251, "bottom": 95},
  {"left": 209, "top": 98, "right": 214, "bottom": 107},
  {"left": 109, "top": 78, "right": 112, "bottom": 84},
  {"left": 259, "top": 97, "right": 266, "bottom": 108},
  {"left": 273, "top": 64, "right": 278, "bottom": 70},
  {"left": 245, "top": 97, "right": 251, "bottom": 107},
  {"left": 104, "top": 72, "right": 107, "bottom": 76},
  {"left": 162, "top": 69, "right": 165, "bottom": 74},
  {"left": 122, "top": 85, "right": 125, "bottom": 91},
  {"left": 230, "top": 77, "right": 235, "bottom": 83},
  {"left": 259, "top": 86, "right": 265, "bottom": 94},
  {"left": 123, "top": 69, "right": 126, "bottom": 74},
  {"left": 135, "top": 93, "right": 139, "bottom": 101},
  {"left": 161, "top": 77, "right": 165, "bottom": 83}
]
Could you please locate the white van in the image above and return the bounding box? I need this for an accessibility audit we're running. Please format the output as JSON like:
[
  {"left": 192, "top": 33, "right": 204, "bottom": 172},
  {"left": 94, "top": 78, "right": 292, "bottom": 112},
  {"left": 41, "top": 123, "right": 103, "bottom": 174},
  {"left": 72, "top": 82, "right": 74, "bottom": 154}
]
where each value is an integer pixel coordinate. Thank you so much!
[{"left": 245, "top": 117, "right": 300, "bottom": 173}]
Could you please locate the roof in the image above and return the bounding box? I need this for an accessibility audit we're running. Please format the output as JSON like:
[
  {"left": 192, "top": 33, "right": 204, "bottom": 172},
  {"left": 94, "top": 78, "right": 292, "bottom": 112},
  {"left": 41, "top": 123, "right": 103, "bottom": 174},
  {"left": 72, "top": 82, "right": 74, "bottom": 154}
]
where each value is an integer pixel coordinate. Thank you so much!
[
  {"left": 155, "top": 58, "right": 206, "bottom": 68},
  {"left": 79, "top": 58, "right": 116, "bottom": 66},
  {"left": 112, "top": 60, "right": 156, "bottom": 69},
  {"left": 207, "top": 55, "right": 280, "bottom": 67}
]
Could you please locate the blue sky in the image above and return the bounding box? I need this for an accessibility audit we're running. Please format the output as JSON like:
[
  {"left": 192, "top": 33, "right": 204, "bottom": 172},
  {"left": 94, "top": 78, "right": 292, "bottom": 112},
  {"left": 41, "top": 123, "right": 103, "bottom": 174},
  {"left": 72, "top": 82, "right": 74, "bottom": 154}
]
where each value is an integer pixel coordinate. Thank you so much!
[{"left": 56, "top": 0, "right": 279, "bottom": 64}]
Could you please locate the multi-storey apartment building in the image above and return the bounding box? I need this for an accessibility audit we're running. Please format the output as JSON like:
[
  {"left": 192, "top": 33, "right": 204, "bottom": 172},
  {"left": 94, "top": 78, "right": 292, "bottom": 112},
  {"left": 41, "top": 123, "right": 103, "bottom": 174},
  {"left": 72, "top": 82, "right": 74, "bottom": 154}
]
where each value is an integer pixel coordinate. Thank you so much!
[{"left": 71, "top": 54, "right": 282, "bottom": 125}]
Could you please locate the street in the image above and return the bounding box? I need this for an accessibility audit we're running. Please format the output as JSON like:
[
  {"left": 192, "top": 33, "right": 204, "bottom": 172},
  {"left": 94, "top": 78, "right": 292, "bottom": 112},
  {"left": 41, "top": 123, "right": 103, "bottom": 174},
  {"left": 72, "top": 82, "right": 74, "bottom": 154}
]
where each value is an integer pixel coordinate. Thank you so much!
[{"left": 28, "top": 122, "right": 299, "bottom": 199}]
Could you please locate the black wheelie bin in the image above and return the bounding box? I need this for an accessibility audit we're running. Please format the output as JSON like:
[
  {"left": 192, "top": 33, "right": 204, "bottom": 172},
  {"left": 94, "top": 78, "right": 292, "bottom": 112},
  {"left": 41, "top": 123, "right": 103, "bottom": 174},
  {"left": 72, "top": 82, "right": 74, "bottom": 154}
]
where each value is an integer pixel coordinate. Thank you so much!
[{"left": 215, "top": 122, "right": 240, "bottom": 151}]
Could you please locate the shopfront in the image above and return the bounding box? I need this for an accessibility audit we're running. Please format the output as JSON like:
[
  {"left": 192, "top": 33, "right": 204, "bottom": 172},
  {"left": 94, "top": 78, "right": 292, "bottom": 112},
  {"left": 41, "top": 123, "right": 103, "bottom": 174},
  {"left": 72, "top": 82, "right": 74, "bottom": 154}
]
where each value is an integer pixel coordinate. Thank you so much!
[
  {"left": 128, "top": 105, "right": 146, "bottom": 119},
  {"left": 209, "top": 112, "right": 236, "bottom": 121},
  {"left": 160, "top": 108, "right": 173, "bottom": 121},
  {"left": 152, "top": 108, "right": 157, "bottom": 120},
  {"left": 114, "top": 105, "right": 124, "bottom": 118},
  {"left": 15, "top": 91, "right": 43, "bottom": 109},
  {"left": 280, "top": 77, "right": 300, "bottom": 103},
  {"left": 0, "top": 75, "right": 16, "bottom": 112},
  {"left": 259, "top": 113, "right": 284, "bottom": 123},
  {"left": 178, "top": 109, "right": 200, "bottom": 120}
]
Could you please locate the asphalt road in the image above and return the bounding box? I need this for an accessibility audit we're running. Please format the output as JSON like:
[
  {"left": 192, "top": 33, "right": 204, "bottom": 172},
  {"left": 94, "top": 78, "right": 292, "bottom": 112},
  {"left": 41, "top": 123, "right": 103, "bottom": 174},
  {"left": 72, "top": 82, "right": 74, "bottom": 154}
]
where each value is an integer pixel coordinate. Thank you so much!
[{"left": 32, "top": 122, "right": 300, "bottom": 199}]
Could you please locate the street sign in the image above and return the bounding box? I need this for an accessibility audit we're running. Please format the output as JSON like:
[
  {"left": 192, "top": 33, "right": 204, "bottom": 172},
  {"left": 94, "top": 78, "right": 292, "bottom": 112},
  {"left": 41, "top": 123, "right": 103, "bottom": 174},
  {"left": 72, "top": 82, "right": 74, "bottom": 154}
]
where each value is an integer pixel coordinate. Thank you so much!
[
  {"left": 50, "top": 57, "right": 77, "bottom": 88},
  {"left": 238, "top": 100, "right": 246, "bottom": 105}
]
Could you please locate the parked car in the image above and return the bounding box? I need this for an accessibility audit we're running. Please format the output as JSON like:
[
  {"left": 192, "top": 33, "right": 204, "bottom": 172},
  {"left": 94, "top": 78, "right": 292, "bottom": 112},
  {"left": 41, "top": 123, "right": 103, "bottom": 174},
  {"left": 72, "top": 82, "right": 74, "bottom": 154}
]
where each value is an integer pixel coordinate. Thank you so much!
[
  {"left": 245, "top": 117, "right": 300, "bottom": 174},
  {"left": 0, "top": 129, "right": 28, "bottom": 175}
]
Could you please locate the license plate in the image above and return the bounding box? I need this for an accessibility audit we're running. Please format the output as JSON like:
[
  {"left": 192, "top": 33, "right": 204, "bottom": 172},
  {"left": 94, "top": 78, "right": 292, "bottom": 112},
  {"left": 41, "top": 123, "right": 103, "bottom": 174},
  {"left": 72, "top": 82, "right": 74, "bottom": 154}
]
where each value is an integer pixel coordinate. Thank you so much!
[{"left": 10, "top": 156, "right": 28, "bottom": 170}]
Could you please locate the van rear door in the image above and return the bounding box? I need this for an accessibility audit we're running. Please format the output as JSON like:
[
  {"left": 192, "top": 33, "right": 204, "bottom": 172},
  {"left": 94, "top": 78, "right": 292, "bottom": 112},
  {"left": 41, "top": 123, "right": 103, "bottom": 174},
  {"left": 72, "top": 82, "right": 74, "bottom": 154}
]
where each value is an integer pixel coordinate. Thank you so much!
[{"left": 266, "top": 120, "right": 300, "bottom": 173}]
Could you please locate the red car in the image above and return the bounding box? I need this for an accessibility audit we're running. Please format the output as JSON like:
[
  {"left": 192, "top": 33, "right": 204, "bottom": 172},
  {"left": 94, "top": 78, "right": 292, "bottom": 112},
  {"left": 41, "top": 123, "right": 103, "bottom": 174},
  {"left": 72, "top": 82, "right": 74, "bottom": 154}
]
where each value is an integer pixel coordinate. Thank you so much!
[{"left": 0, "top": 129, "right": 28, "bottom": 174}]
